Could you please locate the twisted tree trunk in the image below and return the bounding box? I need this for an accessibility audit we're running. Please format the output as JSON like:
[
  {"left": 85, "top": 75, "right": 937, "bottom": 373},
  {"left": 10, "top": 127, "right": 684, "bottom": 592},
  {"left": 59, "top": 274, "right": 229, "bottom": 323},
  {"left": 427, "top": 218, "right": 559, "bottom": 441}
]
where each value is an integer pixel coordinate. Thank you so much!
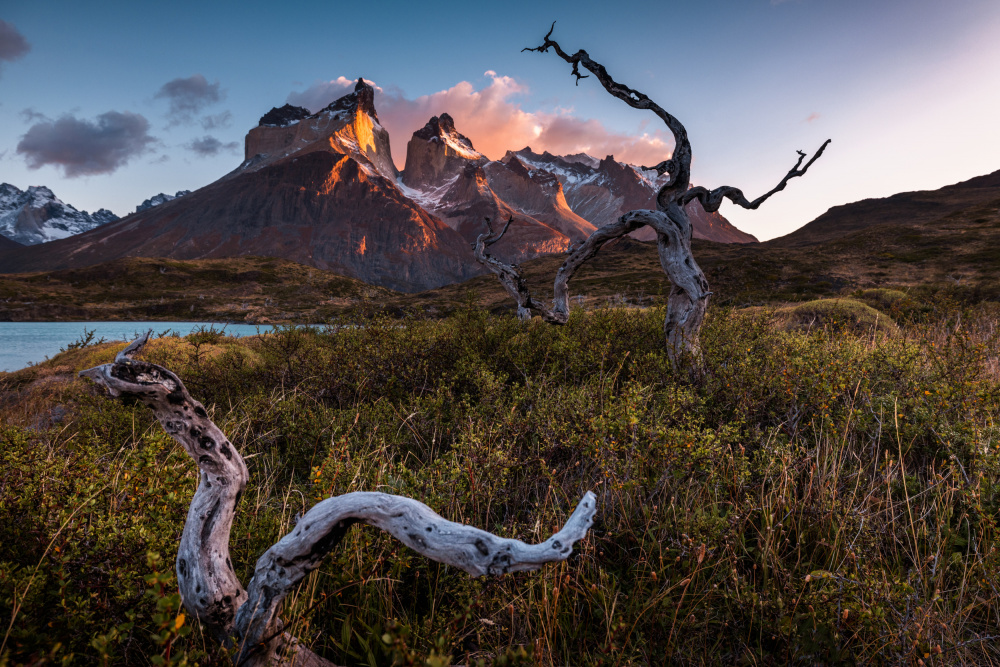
[
  {"left": 476, "top": 23, "right": 830, "bottom": 365},
  {"left": 80, "top": 333, "right": 596, "bottom": 666}
]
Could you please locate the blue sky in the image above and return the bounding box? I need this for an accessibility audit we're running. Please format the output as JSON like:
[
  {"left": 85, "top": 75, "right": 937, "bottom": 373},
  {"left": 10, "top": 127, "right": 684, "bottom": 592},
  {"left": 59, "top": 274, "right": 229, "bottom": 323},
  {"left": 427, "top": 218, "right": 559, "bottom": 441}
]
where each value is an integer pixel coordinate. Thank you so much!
[{"left": 1, "top": 0, "right": 999, "bottom": 240}]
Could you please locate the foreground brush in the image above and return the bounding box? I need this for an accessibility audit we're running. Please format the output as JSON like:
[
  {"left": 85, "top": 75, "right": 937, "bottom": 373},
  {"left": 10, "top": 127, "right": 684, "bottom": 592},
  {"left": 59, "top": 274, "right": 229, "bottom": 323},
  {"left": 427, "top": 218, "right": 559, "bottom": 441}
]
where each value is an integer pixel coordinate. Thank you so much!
[{"left": 81, "top": 332, "right": 597, "bottom": 666}]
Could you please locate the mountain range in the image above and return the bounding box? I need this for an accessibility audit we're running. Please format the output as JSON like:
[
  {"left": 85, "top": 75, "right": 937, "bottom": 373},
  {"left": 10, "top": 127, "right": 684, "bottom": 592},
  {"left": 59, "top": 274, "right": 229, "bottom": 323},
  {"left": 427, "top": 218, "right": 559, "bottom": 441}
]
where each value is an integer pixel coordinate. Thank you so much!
[
  {"left": 0, "top": 79, "right": 753, "bottom": 290},
  {"left": 0, "top": 184, "right": 118, "bottom": 246}
]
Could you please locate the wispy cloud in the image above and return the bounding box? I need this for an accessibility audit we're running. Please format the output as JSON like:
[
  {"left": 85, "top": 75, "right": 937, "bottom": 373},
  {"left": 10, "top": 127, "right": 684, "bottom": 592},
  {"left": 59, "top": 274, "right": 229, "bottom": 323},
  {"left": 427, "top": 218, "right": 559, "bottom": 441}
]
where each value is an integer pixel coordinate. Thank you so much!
[
  {"left": 17, "top": 111, "right": 156, "bottom": 177},
  {"left": 19, "top": 108, "right": 49, "bottom": 123},
  {"left": 288, "top": 73, "right": 673, "bottom": 167},
  {"left": 185, "top": 135, "right": 239, "bottom": 157},
  {"left": 200, "top": 111, "right": 233, "bottom": 130},
  {"left": 155, "top": 74, "right": 225, "bottom": 126}
]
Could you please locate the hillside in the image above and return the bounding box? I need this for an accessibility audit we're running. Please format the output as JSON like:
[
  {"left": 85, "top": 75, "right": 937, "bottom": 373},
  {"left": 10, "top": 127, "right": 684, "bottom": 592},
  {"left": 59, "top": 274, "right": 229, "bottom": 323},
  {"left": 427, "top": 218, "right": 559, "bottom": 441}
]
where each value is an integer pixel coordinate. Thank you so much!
[
  {"left": 0, "top": 256, "right": 392, "bottom": 322},
  {"left": 772, "top": 168, "right": 1000, "bottom": 247},
  {"left": 397, "top": 183, "right": 1000, "bottom": 314}
]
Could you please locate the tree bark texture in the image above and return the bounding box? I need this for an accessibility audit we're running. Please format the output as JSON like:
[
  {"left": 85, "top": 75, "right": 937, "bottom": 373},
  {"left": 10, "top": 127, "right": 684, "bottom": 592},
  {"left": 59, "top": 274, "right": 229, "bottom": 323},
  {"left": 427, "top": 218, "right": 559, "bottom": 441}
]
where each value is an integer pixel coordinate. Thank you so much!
[
  {"left": 475, "top": 23, "right": 829, "bottom": 364},
  {"left": 81, "top": 333, "right": 597, "bottom": 666}
]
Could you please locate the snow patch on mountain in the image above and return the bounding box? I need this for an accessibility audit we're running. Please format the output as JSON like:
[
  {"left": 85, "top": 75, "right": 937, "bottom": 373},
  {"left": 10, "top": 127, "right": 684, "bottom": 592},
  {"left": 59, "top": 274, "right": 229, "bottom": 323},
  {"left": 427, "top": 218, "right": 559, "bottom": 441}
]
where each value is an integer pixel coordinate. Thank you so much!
[
  {"left": 396, "top": 174, "right": 460, "bottom": 215},
  {"left": 0, "top": 183, "right": 119, "bottom": 245}
]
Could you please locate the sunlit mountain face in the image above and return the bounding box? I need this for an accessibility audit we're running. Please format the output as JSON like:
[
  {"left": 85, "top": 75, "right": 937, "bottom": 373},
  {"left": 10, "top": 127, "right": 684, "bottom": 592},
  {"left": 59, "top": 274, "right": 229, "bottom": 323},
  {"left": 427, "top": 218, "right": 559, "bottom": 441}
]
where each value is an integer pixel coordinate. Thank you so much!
[{"left": 0, "top": 79, "right": 755, "bottom": 290}]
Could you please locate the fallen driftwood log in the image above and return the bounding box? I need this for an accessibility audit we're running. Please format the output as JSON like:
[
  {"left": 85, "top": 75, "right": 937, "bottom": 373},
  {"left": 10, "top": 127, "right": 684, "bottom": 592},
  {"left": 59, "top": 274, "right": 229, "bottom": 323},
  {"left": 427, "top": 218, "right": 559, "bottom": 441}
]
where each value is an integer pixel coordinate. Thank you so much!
[{"left": 81, "top": 332, "right": 596, "bottom": 666}]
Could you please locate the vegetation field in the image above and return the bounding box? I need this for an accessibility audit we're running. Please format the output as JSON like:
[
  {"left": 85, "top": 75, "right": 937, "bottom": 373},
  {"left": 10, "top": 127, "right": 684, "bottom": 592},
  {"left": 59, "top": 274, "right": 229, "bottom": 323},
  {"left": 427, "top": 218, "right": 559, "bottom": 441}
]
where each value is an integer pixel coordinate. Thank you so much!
[{"left": 2, "top": 297, "right": 999, "bottom": 665}]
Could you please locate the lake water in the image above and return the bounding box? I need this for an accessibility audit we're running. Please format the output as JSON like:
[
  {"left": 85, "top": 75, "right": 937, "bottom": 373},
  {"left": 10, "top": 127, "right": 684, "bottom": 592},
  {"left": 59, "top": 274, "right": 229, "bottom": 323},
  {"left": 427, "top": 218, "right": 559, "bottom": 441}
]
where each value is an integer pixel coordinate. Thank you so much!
[{"left": 0, "top": 321, "right": 277, "bottom": 373}]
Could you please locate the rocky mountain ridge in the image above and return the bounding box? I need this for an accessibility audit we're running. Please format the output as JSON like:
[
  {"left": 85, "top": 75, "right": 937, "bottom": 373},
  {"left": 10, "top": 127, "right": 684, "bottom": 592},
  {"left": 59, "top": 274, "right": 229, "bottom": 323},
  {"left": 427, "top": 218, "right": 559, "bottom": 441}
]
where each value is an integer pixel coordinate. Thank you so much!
[
  {"left": 510, "top": 148, "right": 757, "bottom": 244},
  {"left": 0, "top": 78, "right": 756, "bottom": 290},
  {"left": 135, "top": 191, "right": 192, "bottom": 213},
  {"left": 0, "top": 183, "right": 118, "bottom": 246},
  {"left": 239, "top": 79, "right": 398, "bottom": 183}
]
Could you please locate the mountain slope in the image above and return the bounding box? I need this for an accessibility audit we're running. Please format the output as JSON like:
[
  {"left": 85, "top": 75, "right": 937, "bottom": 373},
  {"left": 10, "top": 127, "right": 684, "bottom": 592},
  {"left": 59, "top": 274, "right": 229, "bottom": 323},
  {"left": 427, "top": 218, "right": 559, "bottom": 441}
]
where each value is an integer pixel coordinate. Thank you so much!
[
  {"left": 510, "top": 148, "right": 757, "bottom": 244},
  {"left": 0, "top": 151, "right": 477, "bottom": 292},
  {"left": 772, "top": 169, "right": 1000, "bottom": 247},
  {"left": 0, "top": 234, "right": 23, "bottom": 253}
]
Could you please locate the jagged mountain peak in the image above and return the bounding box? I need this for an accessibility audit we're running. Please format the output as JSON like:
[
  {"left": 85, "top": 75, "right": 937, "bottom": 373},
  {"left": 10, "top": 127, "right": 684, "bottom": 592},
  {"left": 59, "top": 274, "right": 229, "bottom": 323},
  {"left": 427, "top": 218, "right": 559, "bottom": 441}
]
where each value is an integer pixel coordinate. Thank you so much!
[
  {"left": 259, "top": 104, "right": 311, "bottom": 128},
  {"left": 317, "top": 78, "right": 379, "bottom": 123},
  {"left": 506, "top": 148, "right": 756, "bottom": 244},
  {"left": 503, "top": 155, "right": 532, "bottom": 179},
  {"left": 0, "top": 182, "right": 119, "bottom": 245},
  {"left": 402, "top": 112, "right": 485, "bottom": 189},
  {"left": 412, "top": 113, "right": 482, "bottom": 158},
  {"left": 241, "top": 76, "right": 398, "bottom": 182}
]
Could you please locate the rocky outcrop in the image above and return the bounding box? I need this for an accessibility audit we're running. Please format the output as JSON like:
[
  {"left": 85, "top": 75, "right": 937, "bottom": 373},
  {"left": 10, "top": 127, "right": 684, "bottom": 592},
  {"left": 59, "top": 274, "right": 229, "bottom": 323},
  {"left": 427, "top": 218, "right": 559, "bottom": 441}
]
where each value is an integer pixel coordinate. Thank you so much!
[
  {"left": 402, "top": 113, "right": 486, "bottom": 189},
  {"left": 259, "top": 104, "right": 311, "bottom": 128},
  {"left": 241, "top": 79, "right": 398, "bottom": 182},
  {"left": 511, "top": 148, "right": 757, "bottom": 244},
  {"left": 0, "top": 183, "right": 119, "bottom": 245},
  {"left": 135, "top": 190, "right": 192, "bottom": 213},
  {"left": 399, "top": 117, "right": 570, "bottom": 264}
]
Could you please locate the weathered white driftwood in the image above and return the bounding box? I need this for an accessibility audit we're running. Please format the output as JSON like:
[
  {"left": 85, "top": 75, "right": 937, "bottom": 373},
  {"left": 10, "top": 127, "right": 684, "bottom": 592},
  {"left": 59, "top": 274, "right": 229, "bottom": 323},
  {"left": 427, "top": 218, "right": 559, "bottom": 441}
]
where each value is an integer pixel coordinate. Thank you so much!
[
  {"left": 475, "top": 23, "right": 830, "bottom": 364},
  {"left": 80, "top": 333, "right": 596, "bottom": 666}
]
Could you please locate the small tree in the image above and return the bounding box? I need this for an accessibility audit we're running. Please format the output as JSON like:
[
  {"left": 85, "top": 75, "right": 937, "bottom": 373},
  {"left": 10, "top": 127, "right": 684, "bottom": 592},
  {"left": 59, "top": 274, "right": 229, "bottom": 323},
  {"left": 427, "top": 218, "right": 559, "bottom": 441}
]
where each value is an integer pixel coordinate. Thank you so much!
[
  {"left": 475, "top": 23, "right": 830, "bottom": 364},
  {"left": 80, "top": 333, "right": 596, "bottom": 666}
]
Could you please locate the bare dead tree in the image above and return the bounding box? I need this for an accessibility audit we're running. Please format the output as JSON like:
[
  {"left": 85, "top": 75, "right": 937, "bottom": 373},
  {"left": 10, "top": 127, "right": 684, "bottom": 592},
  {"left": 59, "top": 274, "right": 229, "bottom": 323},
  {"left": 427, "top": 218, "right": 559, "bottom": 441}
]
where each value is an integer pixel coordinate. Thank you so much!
[
  {"left": 80, "top": 333, "right": 597, "bottom": 666},
  {"left": 475, "top": 23, "right": 830, "bottom": 364}
]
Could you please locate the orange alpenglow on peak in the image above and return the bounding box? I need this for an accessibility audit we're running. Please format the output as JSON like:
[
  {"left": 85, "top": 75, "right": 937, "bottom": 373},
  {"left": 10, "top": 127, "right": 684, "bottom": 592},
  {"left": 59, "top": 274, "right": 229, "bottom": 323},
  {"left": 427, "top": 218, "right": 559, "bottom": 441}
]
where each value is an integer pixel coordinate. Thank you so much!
[{"left": 241, "top": 77, "right": 397, "bottom": 182}]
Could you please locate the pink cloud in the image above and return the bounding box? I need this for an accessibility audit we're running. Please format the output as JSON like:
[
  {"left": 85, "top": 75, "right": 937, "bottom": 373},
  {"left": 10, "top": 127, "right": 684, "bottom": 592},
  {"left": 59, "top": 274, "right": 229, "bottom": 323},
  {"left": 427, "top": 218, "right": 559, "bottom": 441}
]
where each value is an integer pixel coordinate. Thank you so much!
[
  {"left": 805, "top": 112, "right": 821, "bottom": 123},
  {"left": 287, "top": 73, "right": 674, "bottom": 168}
]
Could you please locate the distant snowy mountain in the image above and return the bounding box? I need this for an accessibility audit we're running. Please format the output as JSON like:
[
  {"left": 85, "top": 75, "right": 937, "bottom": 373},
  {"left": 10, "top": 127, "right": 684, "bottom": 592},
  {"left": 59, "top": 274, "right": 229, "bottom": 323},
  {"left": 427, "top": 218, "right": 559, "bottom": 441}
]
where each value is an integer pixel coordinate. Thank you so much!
[
  {"left": 0, "top": 183, "right": 119, "bottom": 246},
  {"left": 135, "top": 190, "right": 192, "bottom": 213}
]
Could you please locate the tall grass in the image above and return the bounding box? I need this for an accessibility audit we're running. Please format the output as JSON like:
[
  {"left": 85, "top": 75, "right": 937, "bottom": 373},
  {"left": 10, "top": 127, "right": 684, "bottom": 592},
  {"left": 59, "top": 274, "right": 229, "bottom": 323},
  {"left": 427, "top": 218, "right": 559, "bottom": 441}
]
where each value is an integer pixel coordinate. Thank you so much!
[{"left": 1, "top": 304, "right": 998, "bottom": 665}]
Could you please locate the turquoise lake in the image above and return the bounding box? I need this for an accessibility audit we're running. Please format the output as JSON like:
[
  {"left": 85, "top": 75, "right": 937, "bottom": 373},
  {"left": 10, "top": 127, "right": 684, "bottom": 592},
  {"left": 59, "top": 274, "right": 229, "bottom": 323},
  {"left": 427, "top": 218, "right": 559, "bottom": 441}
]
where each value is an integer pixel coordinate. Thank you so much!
[{"left": 0, "top": 321, "right": 276, "bottom": 372}]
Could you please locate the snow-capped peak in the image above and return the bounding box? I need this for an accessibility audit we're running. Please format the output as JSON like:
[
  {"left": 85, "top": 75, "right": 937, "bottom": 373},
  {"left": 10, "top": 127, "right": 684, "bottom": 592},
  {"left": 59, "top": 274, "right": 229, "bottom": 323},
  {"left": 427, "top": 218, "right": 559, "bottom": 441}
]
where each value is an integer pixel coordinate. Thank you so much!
[{"left": 0, "top": 183, "right": 120, "bottom": 246}]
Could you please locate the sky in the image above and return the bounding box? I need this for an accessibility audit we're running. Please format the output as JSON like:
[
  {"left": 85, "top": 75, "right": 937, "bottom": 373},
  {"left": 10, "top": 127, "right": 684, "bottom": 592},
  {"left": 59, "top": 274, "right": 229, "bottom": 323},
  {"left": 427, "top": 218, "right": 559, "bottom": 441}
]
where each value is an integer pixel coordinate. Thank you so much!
[{"left": 1, "top": 0, "right": 999, "bottom": 241}]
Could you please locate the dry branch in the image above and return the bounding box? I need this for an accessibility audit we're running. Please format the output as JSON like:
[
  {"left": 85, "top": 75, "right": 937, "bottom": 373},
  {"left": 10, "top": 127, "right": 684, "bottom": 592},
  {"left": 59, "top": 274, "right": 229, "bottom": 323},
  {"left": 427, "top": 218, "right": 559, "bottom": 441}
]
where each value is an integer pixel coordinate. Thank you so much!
[
  {"left": 680, "top": 139, "right": 832, "bottom": 212},
  {"left": 80, "top": 334, "right": 597, "bottom": 666}
]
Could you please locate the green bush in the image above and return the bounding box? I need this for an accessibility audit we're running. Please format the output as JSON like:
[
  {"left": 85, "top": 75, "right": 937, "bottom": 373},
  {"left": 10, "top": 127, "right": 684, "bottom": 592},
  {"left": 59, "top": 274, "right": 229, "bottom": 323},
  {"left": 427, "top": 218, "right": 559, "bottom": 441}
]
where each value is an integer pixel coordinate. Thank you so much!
[{"left": 776, "top": 298, "right": 898, "bottom": 335}]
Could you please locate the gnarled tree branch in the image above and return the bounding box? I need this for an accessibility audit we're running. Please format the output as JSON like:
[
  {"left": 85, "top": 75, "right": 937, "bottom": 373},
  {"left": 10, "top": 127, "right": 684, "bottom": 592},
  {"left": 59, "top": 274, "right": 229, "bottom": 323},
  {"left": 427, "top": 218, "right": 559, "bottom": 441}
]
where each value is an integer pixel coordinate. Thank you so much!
[
  {"left": 473, "top": 216, "right": 544, "bottom": 321},
  {"left": 524, "top": 21, "right": 691, "bottom": 204},
  {"left": 80, "top": 334, "right": 596, "bottom": 666},
  {"left": 80, "top": 332, "right": 249, "bottom": 642},
  {"left": 680, "top": 139, "right": 831, "bottom": 212}
]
